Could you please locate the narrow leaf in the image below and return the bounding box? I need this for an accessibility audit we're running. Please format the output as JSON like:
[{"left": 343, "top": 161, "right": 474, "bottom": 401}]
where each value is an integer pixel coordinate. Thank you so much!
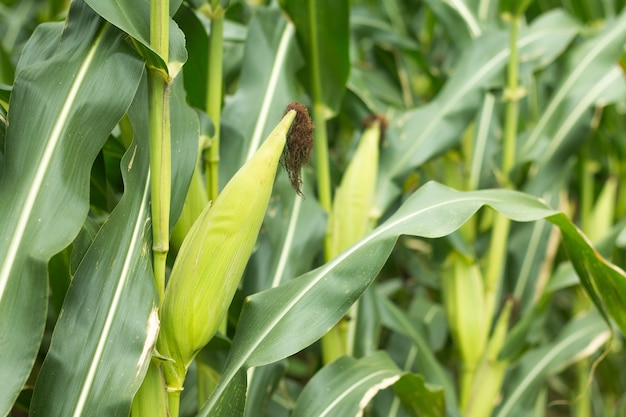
[
  {"left": 494, "top": 311, "right": 610, "bottom": 417},
  {"left": 199, "top": 181, "right": 626, "bottom": 416},
  {"left": 393, "top": 374, "right": 445, "bottom": 417},
  {"left": 378, "top": 10, "right": 578, "bottom": 208},
  {"left": 221, "top": 7, "right": 302, "bottom": 183},
  {"left": 292, "top": 352, "right": 403, "bottom": 417},
  {"left": 0, "top": 2, "right": 144, "bottom": 414},
  {"left": 84, "top": 0, "right": 187, "bottom": 76}
]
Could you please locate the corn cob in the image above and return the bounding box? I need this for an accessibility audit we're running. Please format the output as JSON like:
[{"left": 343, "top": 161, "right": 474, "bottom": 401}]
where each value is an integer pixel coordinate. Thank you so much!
[
  {"left": 157, "top": 103, "right": 313, "bottom": 391},
  {"left": 441, "top": 251, "right": 488, "bottom": 403}
]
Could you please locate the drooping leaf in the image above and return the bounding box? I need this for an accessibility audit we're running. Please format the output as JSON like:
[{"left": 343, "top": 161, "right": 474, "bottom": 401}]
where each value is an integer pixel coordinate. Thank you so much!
[
  {"left": 199, "top": 181, "right": 626, "bottom": 416},
  {"left": 0, "top": 2, "right": 144, "bottom": 414},
  {"left": 84, "top": 0, "right": 187, "bottom": 76},
  {"left": 393, "top": 373, "right": 445, "bottom": 417},
  {"left": 292, "top": 351, "right": 403, "bottom": 417},
  {"left": 29, "top": 83, "right": 156, "bottom": 416}
]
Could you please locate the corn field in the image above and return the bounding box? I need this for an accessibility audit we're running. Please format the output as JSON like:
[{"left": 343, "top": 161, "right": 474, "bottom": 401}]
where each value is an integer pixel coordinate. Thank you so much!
[{"left": 1, "top": 0, "right": 626, "bottom": 416}]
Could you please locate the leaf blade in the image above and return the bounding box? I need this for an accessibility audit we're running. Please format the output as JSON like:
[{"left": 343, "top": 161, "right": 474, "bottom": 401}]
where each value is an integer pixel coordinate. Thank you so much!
[{"left": 0, "top": 2, "right": 144, "bottom": 413}]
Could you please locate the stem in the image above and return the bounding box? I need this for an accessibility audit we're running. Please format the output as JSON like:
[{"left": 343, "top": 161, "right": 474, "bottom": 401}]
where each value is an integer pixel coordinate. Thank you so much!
[
  {"left": 502, "top": 16, "right": 519, "bottom": 181},
  {"left": 579, "top": 150, "right": 593, "bottom": 235},
  {"left": 484, "top": 15, "right": 519, "bottom": 325},
  {"left": 313, "top": 103, "right": 332, "bottom": 211},
  {"left": 204, "top": 9, "right": 224, "bottom": 202},
  {"left": 149, "top": 0, "right": 171, "bottom": 303},
  {"left": 167, "top": 389, "right": 181, "bottom": 417},
  {"left": 308, "top": 0, "right": 332, "bottom": 211},
  {"left": 150, "top": 0, "right": 169, "bottom": 60}
]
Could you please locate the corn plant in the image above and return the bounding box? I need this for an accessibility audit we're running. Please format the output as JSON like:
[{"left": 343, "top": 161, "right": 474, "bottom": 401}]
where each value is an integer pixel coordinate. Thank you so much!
[{"left": 1, "top": 0, "right": 626, "bottom": 417}]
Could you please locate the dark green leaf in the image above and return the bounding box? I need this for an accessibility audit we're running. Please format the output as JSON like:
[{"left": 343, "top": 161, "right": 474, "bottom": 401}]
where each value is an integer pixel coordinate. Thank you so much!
[
  {"left": 282, "top": 0, "right": 350, "bottom": 116},
  {"left": 393, "top": 373, "right": 445, "bottom": 417},
  {"left": 0, "top": 2, "right": 144, "bottom": 414},
  {"left": 292, "top": 351, "right": 403, "bottom": 417}
]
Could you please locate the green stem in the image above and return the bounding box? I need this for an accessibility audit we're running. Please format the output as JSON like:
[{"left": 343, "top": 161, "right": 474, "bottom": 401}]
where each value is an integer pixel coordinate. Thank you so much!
[
  {"left": 313, "top": 103, "right": 332, "bottom": 211},
  {"left": 167, "top": 389, "right": 181, "bottom": 417},
  {"left": 579, "top": 150, "right": 593, "bottom": 235},
  {"left": 204, "top": 9, "right": 224, "bottom": 202},
  {"left": 150, "top": 0, "right": 169, "bottom": 59},
  {"left": 308, "top": 0, "right": 332, "bottom": 211},
  {"left": 484, "top": 15, "right": 520, "bottom": 326},
  {"left": 502, "top": 16, "right": 519, "bottom": 181},
  {"left": 149, "top": 0, "right": 171, "bottom": 303}
]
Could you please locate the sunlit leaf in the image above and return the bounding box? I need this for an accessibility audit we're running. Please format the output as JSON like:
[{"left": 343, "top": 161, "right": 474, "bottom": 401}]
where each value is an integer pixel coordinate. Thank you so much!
[{"left": 199, "top": 181, "right": 626, "bottom": 416}]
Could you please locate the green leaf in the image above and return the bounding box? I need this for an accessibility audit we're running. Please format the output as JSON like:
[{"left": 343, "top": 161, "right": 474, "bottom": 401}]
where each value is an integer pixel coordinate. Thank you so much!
[
  {"left": 244, "top": 362, "right": 287, "bottom": 417},
  {"left": 393, "top": 374, "right": 445, "bottom": 417},
  {"left": 84, "top": 0, "right": 188, "bottom": 76},
  {"left": 29, "top": 68, "right": 197, "bottom": 415},
  {"left": 292, "top": 351, "right": 403, "bottom": 417},
  {"left": 550, "top": 213, "right": 626, "bottom": 335},
  {"left": 522, "top": 9, "right": 626, "bottom": 193},
  {"left": 169, "top": 74, "right": 201, "bottom": 227},
  {"left": 379, "top": 10, "right": 578, "bottom": 207},
  {"left": 220, "top": 6, "right": 303, "bottom": 183},
  {"left": 0, "top": 2, "right": 144, "bottom": 414},
  {"left": 199, "top": 180, "right": 626, "bottom": 416},
  {"left": 373, "top": 291, "right": 458, "bottom": 413},
  {"left": 423, "top": 0, "right": 483, "bottom": 42},
  {"left": 29, "top": 88, "right": 156, "bottom": 416},
  {"left": 199, "top": 181, "right": 624, "bottom": 415},
  {"left": 494, "top": 311, "right": 610, "bottom": 417},
  {"left": 175, "top": 4, "right": 209, "bottom": 109},
  {"left": 282, "top": 0, "right": 350, "bottom": 117}
]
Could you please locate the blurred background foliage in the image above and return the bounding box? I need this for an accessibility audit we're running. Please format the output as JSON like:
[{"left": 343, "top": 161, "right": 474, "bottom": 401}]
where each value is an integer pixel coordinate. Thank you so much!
[{"left": 1, "top": 0, "right": 626, "bottom": 416}]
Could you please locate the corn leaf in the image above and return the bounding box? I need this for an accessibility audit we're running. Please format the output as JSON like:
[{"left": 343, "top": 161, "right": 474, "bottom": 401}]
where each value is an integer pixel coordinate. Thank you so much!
[
  {"left": 0, "top": 2, "right": 144, "bottom": 414},
  {"left": 292, "top": 351, "right": 403, "bottom": 417},
  {"left": 494, "top": 311, "right": 610, "bottom": 417},
  {"left": 28, "top": 70, "right": 198, "bottom": 416},
  {"left": 84, "top": 0, "right": 187, "bottom": 75},
  {"left": 29, "top": 86, "right": 156, "bottom": 417},
  {"left": 374, "top": 291, "right": 458, "bottom": 414},
  {"left": 221, "top": 7, "right": 302, "bottom": 182},
  {"left": 393, "top": 374, "right": 445, "bottom": 417},
  {"left": 199, "top": 181, "right": 626, "bottom": 416},
  {"left": 522, "top": 8, "right": 626, "bottom": 194},
  {"left": 378, "top": 10, "right": 578, "bottom": 208}
]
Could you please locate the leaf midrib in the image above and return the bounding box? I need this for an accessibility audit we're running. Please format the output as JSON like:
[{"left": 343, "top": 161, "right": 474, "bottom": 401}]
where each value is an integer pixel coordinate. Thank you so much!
[{"left": 0, "top": 24, "right": 108, "bottom": 305}]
